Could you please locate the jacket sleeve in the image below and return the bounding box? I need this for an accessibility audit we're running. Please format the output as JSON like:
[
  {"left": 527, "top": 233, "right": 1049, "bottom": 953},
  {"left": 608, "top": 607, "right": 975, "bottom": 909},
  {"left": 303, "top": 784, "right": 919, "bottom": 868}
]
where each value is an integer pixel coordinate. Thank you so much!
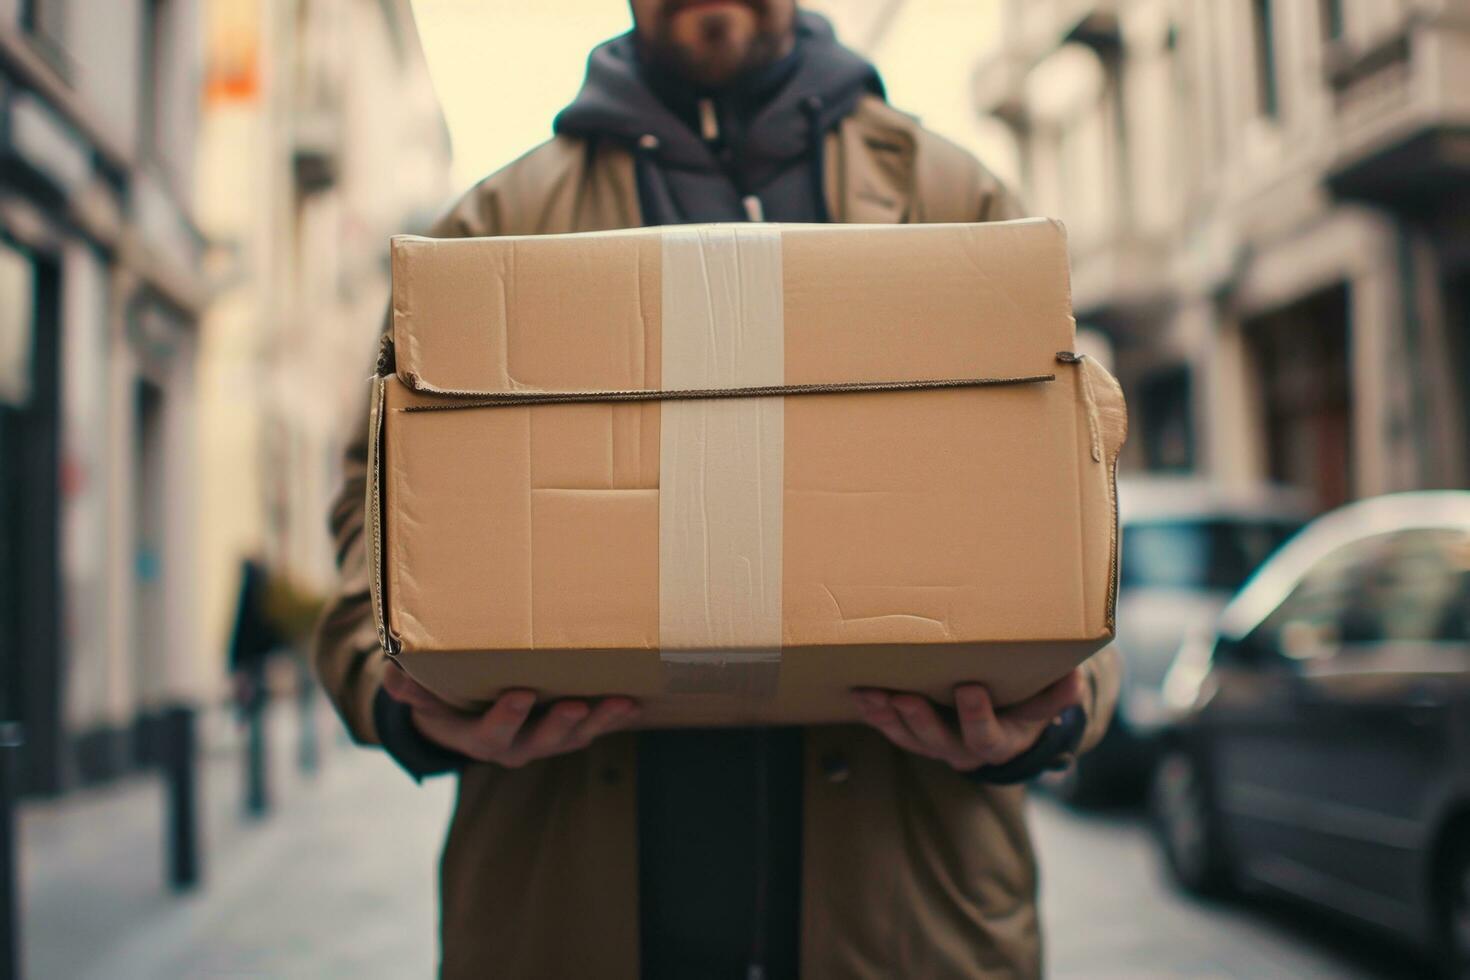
[
  {"left": 909, "top": 117, "right": 1028, "bottom": 226},
  {"left": 310, "top": 181, "right": 506, "bottom": 756},
  {"left": 975, "top": 163, "right": 1027, "bottom": 223},
  {"left": 310, "top": 376, "right": 388, "bottom": 746},
  {"left": 1074, "top": 644, "right": 1122, "bottom": 755},
  {"left": 964, "top": 645, "right": 1122, "bottom": 784}
]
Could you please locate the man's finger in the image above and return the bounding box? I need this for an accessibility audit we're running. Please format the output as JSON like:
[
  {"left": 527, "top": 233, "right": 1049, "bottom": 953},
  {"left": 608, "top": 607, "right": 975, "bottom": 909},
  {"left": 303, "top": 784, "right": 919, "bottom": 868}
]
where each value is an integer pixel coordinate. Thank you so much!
[
  {"left": 381, "top": 665, "right": 444, "bottom": 712},
  {"left": 854, "top": 694, "right": 940, "bottom": 759},
  {"left": 404, "top": 695, "right": 463, "bottom": 724},
  {"left": 858, "top": 693, "right": 923, "bottom": 758},
  {"left": 955, "top": 684, "right": 1006, "bottom": 759},
  {"left": 473, "top": 689, "right": 537, "bottom": 753},
  {"left": 410, "top": 709, "right": 482, "bottom": 759},
  {"left": 516, "top": 700, "right": 591, "bottom": 761},
  {"left": 571, "top": 697, "right": 638, "bottom": 746},
  {"left": 891, "top": 694, "right": 965, "bottom": 759},
  {"left": 1005, "top": 670, "right": 1085, "bottom": 724}
]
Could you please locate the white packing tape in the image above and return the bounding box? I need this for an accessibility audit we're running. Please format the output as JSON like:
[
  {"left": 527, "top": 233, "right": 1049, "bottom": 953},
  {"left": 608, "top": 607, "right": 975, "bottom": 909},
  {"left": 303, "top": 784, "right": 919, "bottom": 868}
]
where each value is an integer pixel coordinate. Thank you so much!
[{"left": 658, "top": 226, "right": 785, "bottom": 696}]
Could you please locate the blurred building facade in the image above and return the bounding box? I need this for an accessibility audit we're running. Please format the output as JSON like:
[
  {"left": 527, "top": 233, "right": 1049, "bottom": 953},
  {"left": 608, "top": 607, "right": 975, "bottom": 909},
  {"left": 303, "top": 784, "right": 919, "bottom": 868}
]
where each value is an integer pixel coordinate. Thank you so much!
[
  {"left": 0, "top": 0, "right": 207, "bottom": 793},
  {"left": 0, "top": 0, "right": 449, "bottom": 797},
  {"left": 975, "top": 0, "right": 1470, "bottom": 512},
  {"left": 194, "top": 0, "right": 449, "bottom": 689}
]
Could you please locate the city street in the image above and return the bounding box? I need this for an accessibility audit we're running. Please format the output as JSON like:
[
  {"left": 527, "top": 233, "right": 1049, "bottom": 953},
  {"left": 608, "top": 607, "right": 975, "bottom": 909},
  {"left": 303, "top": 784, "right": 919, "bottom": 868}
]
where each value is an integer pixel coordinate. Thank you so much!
[
  {"left": 4, "top": 2, "right": 1468, "bottom": 978},
  {"left": 18, "top": 704, "right": 452, "bottom": 979},
  {"left": 1034, "top": 800, "right": 1418, "bottom": 979},
  {"left": 16, "top": 703, "right": 1426, "bottom": 979}
]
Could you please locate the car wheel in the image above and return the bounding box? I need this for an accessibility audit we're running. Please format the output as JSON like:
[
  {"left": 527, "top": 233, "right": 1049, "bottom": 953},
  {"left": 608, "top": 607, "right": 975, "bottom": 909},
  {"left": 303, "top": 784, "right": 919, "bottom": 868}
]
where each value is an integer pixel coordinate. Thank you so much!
[
  {"left": 1438, "top": 836, "right": 1470, "bottom": 979},
  {"left": 1151, "top": 746, "right": 1231, "bottom": 896}
]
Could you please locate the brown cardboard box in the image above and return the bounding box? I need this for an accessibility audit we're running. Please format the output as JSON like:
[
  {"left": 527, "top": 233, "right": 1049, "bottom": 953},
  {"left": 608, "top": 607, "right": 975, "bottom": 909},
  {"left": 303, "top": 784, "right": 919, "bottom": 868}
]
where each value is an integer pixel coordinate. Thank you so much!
[{"left": 368, "top": 219, "right": 1126, "bottom": 726}]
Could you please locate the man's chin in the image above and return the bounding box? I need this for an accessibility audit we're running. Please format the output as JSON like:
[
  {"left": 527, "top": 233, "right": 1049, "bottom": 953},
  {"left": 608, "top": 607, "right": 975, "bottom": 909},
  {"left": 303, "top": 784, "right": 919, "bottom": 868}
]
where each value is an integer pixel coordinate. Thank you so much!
[{"left": 680, "top": 49, "right": 753, "bottom": 87}]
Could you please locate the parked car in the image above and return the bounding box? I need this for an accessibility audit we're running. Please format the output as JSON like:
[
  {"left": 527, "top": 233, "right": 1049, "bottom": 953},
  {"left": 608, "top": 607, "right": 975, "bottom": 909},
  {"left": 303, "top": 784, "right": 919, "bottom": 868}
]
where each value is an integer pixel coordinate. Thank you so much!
[
  {"left": 1150, "top": 492, "right": 1470, "bottom": 974},
  {"left": 1047, "top": 477, "right": 1307, "bottom": 805}
]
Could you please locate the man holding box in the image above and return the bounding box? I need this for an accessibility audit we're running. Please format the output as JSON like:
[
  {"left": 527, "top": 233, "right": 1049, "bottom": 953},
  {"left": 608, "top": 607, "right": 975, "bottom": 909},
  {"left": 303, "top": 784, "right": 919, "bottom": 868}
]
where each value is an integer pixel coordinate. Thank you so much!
[{"left": 315, "top": 1, "right": 1121, "bottom": 977}]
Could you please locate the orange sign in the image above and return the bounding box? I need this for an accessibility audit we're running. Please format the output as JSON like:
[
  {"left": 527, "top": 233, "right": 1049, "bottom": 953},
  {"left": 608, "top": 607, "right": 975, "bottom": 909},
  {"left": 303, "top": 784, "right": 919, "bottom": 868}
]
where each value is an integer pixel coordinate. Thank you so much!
[{"left": 205, "top": 0, "right": 261, "bottom": 105}]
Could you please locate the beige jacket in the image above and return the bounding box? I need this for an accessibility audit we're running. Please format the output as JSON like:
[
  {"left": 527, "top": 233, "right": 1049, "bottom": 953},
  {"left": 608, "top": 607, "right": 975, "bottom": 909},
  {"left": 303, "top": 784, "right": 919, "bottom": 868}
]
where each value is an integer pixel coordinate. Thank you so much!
[{"left": 314, "top": 94, "right": 1123, "bottom": 979}]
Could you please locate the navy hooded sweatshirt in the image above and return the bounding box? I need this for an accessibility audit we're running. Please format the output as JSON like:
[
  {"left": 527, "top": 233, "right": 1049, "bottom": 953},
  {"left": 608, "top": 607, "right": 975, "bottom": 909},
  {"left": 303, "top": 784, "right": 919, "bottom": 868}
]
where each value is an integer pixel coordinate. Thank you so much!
[{"left": 554, "top": 10, "right": 882, "bottom": 226}]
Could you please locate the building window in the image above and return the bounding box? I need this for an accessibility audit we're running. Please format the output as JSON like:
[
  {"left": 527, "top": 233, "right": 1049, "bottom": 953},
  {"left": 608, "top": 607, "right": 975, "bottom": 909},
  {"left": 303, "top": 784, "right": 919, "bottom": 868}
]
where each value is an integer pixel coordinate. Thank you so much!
[
  {"left": 1251, "top": 0, "right": 1280, "bottom": 119},
  {"left": 1139, "top": 366, "right": 1195, "bottom": 472},
  {"left": 1320, "top": 0, "right": 1345, "bottom": 41},
  {"left": 21, "top": 0, "right": 65, "bottom": 41},
  {"left": 1450, "top": 274, "right": 1470, "bottom": 487},
  {"left": 1246, "top": 284, "right": 1353, "bottom": 511},
  {"left": 20, "top": 0, "right": 71, "bottom": 77},
  {"left": 0, "top": 248, "right": 65, "bottom": 793},
  {"left": 140, "top": 0, "right": 170, "bottom": 164}
]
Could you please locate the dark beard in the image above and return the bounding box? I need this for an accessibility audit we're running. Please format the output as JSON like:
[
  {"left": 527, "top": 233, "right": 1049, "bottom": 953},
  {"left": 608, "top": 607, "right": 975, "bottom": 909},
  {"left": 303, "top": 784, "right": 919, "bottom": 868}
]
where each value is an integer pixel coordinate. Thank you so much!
[{"left": 638, "top": 9, "right": 787, "bottom": 89}]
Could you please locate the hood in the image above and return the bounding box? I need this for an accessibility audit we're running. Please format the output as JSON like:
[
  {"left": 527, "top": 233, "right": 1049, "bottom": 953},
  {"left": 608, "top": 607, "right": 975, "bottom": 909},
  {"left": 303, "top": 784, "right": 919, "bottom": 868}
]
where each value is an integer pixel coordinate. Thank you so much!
[{"left": 553, "top": 10, "right": 883, "bottom": 172}]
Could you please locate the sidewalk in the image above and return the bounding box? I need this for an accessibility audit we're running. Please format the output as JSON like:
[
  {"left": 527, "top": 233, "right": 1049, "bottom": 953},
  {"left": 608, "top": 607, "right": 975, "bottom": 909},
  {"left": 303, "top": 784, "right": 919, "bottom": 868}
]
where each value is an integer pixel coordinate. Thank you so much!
[
  {"left": 17, "top": 699, "right": 454, "bottom": 979},
  {"left": 17, "top": 703, "right": 1404, "bottom": 979}
]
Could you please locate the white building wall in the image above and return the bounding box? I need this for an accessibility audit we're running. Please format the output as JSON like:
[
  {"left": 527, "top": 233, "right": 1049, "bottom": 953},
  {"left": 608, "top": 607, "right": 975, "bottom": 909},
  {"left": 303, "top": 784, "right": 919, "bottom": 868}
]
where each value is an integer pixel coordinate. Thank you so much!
[
  {"left": 1120, "top": 2, "right": 1178, "bottom": 239},
  {"left": 59, "top": 242, "right": 113, "bottom": 732},
  {"left": 104, "top": 293, "right": 141, "bottom": 730},
  {"left": 161, "top": 327, "right": 201, "bottom": 702},
  {"left": 3, "top": 0, "right": 212, "bottom": 792},
  {"left": 975, "top": 0, "right": 1469, "bottom": 508},
  {"left": 155, "top": 0, "right": 205, "bottom": 185},
  {"left": 63, "top": 0, "right": 143, "bottom": 149},
  {"left": 193, "top": 0, "right": 451, "bottom": 685}
]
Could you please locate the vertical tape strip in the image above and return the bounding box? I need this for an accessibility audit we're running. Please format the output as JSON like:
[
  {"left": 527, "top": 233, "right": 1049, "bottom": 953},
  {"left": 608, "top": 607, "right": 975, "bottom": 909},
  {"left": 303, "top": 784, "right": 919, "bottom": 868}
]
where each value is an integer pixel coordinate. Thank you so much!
[{"left": 659, "top": 226, "right": 784, "bottom": 697}]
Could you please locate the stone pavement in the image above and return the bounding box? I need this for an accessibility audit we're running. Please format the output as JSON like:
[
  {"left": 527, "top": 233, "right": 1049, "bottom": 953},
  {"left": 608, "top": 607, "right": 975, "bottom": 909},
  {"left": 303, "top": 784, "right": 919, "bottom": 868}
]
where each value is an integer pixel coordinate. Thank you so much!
[
  {"left": 16, "top": 703, "right": 1422, "bottom": 979},
  {"left": 1033, "top": 798, "right": 1420, "bottom": 979},
  {"left": 18, "top": 701, "right": 453, "bottom": 979}
]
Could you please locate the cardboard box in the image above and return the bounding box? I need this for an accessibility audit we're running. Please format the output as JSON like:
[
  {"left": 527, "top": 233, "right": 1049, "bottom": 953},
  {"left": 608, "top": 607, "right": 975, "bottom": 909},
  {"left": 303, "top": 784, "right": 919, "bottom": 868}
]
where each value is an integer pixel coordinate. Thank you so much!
[{"left": 368, "top": 220, "right": 1126, "bottom": 726}]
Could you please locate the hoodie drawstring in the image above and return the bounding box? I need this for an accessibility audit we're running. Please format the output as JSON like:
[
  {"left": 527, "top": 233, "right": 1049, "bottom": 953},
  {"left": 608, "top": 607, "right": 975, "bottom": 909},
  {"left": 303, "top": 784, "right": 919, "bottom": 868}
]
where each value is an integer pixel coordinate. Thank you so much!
[
  {"left": 632, "top": 95, "right": 834, "bottom": 226},
  {"left": 698, "top": 98, "right": 720, "bottom": 142},
  {"left": 634, "top": 133, "right": 682, "bottom": 224}
]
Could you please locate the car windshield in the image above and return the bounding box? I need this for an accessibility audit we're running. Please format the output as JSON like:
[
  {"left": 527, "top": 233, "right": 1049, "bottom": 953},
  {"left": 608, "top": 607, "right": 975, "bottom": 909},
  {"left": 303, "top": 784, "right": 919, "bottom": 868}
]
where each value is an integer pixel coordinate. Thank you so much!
[{"left": 1122, "top": 517, "right": 1300, "bottom": 592}]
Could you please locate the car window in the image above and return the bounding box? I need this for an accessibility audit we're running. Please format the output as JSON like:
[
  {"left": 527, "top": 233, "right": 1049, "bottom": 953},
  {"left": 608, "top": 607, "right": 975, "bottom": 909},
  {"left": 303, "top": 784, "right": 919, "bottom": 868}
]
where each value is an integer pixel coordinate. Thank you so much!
[
  {"left": 1122, "top": 518, "right": 1300, "bottom": 592},
  {"left": 1252, "top": 533, "right": 1385, "bottom": 661},
  {"left": 1252, "top": 527, "right": 1470, "bottom": 661},
  {"left": 1343, "top": 528, "right": 1470, "bottom": 645}
]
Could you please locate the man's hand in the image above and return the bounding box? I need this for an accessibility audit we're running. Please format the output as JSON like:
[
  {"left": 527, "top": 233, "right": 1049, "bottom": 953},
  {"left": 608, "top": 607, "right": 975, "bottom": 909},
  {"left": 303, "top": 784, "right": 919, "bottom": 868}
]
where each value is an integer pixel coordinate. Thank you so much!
[
  {"left": 381, "top": 664, "right": 639, "bottom": 768},
  {"left": 853, "top": 670, "right": 1085, "bottom": 772}
]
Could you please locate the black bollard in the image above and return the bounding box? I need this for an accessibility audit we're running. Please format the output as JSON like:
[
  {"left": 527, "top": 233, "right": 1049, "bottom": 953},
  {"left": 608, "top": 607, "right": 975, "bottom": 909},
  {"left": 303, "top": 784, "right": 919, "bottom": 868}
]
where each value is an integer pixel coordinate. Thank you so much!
[
  {"left": 159, "top": 706, "right": 200, "bottom": 891},
  {"left": 244, "top": 701, "right": 268, "bottom": 818},
  {"left": 1, "top": 722, "right": 24, "bottom": 980},
  {"left": 243, "top": 660, "right": 269, "bottom": 818},
  {"left": 295, "top": 658, "right": 319, "bottom": 777}
]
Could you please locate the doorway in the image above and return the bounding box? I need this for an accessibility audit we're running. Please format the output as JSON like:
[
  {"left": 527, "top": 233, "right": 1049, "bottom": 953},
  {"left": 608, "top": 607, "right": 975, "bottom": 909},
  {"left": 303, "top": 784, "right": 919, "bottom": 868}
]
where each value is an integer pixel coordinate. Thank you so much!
[
  {"left": 1244, "top": 284, "right": 1353, "bottom": 512},
  {"left": 132, "top": 380, "right": 167, "bottom": 720},
  {"left": 0, "top": 247, "right": 64, "bottom": 795}
]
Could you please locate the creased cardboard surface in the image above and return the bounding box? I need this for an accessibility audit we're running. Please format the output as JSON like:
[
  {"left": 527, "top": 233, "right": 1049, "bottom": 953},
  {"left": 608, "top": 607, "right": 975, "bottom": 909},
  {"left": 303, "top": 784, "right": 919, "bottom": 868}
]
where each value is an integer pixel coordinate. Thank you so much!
[{"left": 379, "top": 219, "right": 1125, "bottom": 726}]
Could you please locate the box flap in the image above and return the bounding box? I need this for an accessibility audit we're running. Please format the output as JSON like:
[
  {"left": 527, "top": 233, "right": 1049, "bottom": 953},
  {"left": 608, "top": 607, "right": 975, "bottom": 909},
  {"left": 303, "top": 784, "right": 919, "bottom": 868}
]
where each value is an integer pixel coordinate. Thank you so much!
[{"left": 390, "top": 219, "right": 1075, "bottom": 396}]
